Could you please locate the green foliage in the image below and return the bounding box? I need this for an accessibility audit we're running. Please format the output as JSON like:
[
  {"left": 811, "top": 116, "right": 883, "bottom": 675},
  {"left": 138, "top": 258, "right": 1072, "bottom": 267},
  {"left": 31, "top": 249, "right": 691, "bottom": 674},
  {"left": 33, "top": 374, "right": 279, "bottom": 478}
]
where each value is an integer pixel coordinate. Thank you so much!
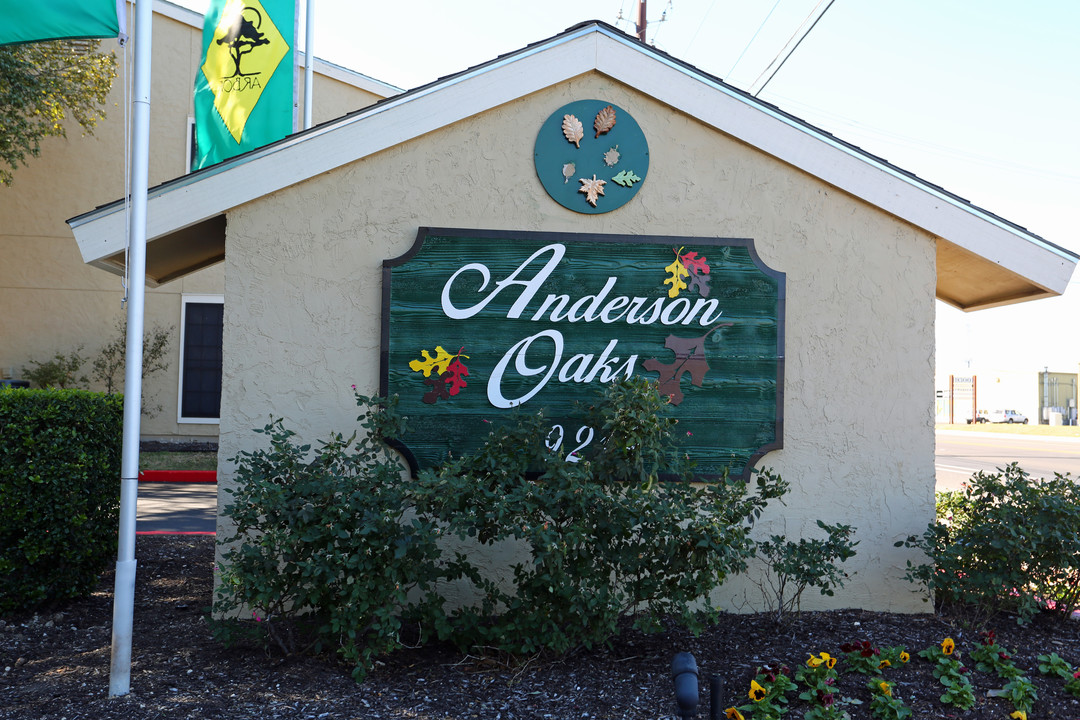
[
  {"left": 411, "top": 377, "right": 789, "bottom": 656},
  {"left": 90, "top": 318, "right": 173, "bottom": 417},
  {"left": 754, "top": 519, "right": 858, "bottom": 623},
  {"left": 0, "top": 388, "right": 122, "bottom": 614},
  {"left": 1037, "top": 652, "right": 1080, "bottom": 697},
  {"left": 91, "top": 318, "right": 173, "bottom": 394},
  {"left": 918, "top": 639, "right": 976, "bottom": 710},
  {"left": 0, "top": 39, "right": 116, "bottom": 185},
  {"left": 897, "top": 463, "right": 1080, "bottom": 625},
  {"left": 867, "top": 678, "right": 912, "bottom": 720},
  {"left": 215, "top": 395, "right": 446, "bottom": 681},
  {"left": 22, "top": 348, "right": 88, "bottom": 388},
  {"left": 735, "top": 663, "right": 796, "bottom": 720},
  {"left": 795, "top": 652, "right": 845, "bottom": 718}
]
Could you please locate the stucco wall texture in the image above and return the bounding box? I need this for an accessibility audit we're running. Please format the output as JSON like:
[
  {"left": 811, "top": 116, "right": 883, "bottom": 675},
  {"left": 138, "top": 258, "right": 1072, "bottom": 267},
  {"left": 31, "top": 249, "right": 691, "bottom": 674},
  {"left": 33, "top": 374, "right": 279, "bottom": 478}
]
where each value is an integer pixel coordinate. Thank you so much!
[{"left": 218, "top": 74, "right": 937, "bottom": 613}]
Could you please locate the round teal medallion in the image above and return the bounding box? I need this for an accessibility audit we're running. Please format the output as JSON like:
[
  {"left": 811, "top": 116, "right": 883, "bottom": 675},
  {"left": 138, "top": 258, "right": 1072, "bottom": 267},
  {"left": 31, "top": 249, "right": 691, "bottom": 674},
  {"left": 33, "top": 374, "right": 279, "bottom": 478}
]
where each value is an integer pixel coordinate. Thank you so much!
[{"left": 534, "top": 100, "right": 649, "bottom": 214}]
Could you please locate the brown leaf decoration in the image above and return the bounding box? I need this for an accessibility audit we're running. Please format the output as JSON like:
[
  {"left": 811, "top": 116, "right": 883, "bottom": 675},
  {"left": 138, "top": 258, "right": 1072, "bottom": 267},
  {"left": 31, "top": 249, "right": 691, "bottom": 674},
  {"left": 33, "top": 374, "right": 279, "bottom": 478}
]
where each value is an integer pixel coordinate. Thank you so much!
[
  {"left": 594, "top": 105, "right": 616, "bottom": 138},
  {"left": 562, "top": 114, "right": 584, "bottom": 148},
  {"left": 578, "top": 174, "right": 606, "bottom": 207}
]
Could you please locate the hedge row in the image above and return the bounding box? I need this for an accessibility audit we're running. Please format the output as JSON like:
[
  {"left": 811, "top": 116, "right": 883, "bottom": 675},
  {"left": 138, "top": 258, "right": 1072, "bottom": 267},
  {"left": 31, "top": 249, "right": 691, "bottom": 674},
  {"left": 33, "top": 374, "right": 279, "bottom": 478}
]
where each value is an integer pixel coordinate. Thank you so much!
[{"left": 0, "top": 388, "right": 123, "bottom": 614}]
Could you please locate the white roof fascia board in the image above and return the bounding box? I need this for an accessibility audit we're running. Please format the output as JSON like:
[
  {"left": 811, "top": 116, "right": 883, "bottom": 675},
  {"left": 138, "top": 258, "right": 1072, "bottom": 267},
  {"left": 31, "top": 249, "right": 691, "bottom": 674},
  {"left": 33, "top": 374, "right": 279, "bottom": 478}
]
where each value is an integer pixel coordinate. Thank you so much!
[
  {"left": 72, "top": 24, "right": 1074, "bottom": 296},
  {"left": 591, "top": 30, "right": 1075, "bottom": 295},
  {"left": 71, "top": 31, "right": 601, "bottom": 262}
]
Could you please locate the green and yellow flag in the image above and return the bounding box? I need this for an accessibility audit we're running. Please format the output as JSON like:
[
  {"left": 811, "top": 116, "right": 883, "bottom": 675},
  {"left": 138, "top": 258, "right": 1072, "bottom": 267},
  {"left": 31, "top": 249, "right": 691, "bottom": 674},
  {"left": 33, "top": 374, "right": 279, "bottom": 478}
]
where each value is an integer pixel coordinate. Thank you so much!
[
  {"left": 193, "top": 0, "right": 295, "bottom": 170},
  {"left": 0, "top": 0, "right": 124, "bottom": 45}
]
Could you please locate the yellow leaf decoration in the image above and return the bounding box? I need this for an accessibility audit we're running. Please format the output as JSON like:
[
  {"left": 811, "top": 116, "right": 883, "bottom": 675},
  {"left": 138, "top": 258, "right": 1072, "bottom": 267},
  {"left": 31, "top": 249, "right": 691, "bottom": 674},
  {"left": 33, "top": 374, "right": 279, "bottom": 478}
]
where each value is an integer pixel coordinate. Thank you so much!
[
  {"left": 594, "top": 105, "right": 616, "bottom": 138},
  {"left": 562, "top": 114, "right": 584, "bottom": 148},
  {"left": 578, "top": 174, "right": 606, "bottom": 207},
  {"left": 663, "top": 246, "right": 689, "bottom": 298},
  {"left": 409, "top": 346, "right": 456, "bottom": 377}
]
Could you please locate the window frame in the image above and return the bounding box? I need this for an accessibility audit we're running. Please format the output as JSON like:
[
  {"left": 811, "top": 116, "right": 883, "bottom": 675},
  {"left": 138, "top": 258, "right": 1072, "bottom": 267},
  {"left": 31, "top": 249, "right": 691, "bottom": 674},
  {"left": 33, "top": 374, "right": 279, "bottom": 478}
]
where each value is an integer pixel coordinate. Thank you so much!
[{"left": 177, "top": 293, "right": 224, "bottom": 424}]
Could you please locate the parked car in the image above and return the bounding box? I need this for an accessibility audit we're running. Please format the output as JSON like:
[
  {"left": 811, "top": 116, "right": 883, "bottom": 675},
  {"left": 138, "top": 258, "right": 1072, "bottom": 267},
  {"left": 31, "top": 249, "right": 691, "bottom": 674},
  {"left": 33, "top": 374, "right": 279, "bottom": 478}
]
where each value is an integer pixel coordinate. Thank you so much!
[
  {"left": 988, "top": 409, "right": 1028, "bottom": 424},
  {"left": 966, "top": 411, "right": 989, "bottom": 424}
]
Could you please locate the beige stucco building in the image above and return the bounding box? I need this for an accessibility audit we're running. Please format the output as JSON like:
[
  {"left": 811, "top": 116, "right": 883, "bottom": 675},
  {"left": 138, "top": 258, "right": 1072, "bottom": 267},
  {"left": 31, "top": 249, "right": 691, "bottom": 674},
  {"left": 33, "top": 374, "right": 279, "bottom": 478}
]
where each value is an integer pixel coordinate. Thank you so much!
[
  {"left": 1, "top": 0, "right": 396, "bottom": 439},
  {"left": 69, "top": 22, "right": 1076, "bottom": 611}
]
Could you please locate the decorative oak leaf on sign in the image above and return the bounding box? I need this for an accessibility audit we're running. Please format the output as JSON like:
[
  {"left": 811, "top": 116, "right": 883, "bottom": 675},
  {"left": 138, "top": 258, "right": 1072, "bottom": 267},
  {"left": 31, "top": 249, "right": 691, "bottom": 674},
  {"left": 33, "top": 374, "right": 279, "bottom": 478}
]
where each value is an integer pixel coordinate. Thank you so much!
[
  {"left": 663, "top": 247, "right": 690, "bottom": 298},
  {"left": 680, "top": 250, "right": 710, "bottom": 275},
  {"left": 642, "top": 324, "right": 731, "bottom": 405},
  {"left": 579, "top": 174, "right": 606, "bottom": 207},
  {"left": 603, "top": 145, "right": 621, "bottom": 167},
  {"left": 422, "top": 374, "right": 452, "bottom": 404},
  {"left": 409, "top": 346, "right": 456, "bottom": 377},
  {"left": 611, "top": 169, "right": 640, "bottom": 187},
  {"left": 594, "top": 105, "right": 616, "bottom": 138},
  {"left": 562, "top": 114, "right": 584, "bottom": 148},
  {"left": 687, "top": 272, "right": 712, "bottom": 298},
  {"left": 680, "top": 250, "right": 711, "bottom": 298},
  {"left": 417, "top": 347, "right": 470, "bottom": 405},
  {"left": 444, "top": 354, "right": 469, "bottom": 396}
]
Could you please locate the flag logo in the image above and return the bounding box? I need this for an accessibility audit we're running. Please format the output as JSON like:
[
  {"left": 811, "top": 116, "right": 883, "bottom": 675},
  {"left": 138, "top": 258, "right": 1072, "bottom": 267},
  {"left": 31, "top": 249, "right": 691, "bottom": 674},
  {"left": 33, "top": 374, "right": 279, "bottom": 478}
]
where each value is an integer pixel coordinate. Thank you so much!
[{"left": 200, "top": 0, "right": 289, "bottom": 143}]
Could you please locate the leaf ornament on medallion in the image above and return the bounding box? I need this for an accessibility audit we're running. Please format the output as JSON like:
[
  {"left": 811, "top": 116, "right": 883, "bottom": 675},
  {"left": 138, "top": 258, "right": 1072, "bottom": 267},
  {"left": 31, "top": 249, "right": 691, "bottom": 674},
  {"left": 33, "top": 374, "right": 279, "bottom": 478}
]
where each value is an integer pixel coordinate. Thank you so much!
[
  {"left": 562, "top": 114, "right": 584, "bottom": 148},
  {"left": 594, "top": 105, "right": 616, "bottom": 138},
  {"left": 579, "top": 175, "right": 606, "bottom": 207}
]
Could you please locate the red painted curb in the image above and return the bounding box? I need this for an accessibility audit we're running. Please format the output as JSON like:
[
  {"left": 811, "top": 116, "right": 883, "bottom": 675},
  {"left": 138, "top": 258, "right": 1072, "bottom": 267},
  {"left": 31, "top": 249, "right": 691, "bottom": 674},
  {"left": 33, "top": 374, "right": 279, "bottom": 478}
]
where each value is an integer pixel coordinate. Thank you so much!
[{"left": 138, "top": 470, "right": 217, "bottom": 483}]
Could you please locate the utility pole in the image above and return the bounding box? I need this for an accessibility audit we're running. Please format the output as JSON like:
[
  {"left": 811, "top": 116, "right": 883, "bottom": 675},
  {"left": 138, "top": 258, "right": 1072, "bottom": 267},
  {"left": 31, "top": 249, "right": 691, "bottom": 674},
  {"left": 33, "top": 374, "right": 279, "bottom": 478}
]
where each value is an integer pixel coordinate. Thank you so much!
[{"left": 636, "top": 0, "right": 647, "bottom": 42}]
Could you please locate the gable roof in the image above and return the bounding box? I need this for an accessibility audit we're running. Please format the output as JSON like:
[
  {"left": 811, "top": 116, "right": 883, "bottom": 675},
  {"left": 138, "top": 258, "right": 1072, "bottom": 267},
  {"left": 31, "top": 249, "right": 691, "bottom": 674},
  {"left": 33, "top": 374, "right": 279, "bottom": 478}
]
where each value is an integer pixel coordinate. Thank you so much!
[{"left": 68, "top": 20, "right": 1076, "bottom": 310}]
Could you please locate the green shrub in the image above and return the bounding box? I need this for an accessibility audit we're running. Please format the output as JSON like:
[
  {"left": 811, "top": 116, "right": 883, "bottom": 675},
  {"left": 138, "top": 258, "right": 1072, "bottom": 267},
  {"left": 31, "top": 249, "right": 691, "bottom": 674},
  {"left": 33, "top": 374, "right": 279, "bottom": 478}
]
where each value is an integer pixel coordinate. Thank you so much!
[
  {"left": 0, "top": 388, "right": 122, "bottom": 614},
  {"left": 754, "top": 519, "right": 859, "bottom": 624},
  {"left": 22, "top": 348, "right": 88, "bottom": 388},
  {"left": 215, "top": 394, "right": 446, "bottom": 680},
  {"left": 412, "top": 376, "right": 790, "bottom": 656},
  {"left": 898, "top": 462, "right": 1080, "bottom": 624}
]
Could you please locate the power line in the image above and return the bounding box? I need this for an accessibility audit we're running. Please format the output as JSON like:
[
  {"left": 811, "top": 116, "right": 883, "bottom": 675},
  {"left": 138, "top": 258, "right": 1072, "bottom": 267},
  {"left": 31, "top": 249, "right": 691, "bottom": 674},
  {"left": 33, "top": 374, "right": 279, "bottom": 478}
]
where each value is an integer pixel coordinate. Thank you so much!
[
  {"left": 749, "top": 0, "right": 837, "bottom": 97},
  {"left": 725, "top": 0, "right": 782, "bottom": 79}
]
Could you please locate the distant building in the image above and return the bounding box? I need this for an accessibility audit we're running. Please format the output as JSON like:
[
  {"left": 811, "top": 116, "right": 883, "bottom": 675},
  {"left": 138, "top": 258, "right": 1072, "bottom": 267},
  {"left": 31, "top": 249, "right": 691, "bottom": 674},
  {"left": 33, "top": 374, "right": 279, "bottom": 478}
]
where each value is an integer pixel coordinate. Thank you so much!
[{"left": 0, "top": 0, "right": 398, "bottom": 441}]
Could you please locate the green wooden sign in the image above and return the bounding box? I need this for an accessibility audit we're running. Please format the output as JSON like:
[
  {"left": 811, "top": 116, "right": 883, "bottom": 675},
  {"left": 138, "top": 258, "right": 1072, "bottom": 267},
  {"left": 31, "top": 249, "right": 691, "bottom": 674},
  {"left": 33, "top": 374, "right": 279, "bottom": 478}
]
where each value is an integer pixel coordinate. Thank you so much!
[{"left": 381, "top": 228, "right": 784, "bottom": 479}]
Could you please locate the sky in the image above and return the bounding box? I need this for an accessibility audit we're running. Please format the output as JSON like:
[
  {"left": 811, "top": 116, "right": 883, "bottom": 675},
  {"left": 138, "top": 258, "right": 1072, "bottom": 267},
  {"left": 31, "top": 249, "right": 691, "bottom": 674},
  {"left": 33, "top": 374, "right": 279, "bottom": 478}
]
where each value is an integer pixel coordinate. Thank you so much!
[{"left": 174, "top": 0, "right": 1080, "bottom": 394}]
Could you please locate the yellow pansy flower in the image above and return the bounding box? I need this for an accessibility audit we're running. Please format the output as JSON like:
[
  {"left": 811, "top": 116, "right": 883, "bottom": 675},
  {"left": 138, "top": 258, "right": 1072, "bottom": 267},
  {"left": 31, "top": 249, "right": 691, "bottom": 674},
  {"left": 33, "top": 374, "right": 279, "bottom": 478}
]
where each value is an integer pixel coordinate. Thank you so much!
[
  {"left": 878, "top": 681, "right": 892, "bottom": 697},
  {"left": 749, "top": 679, "right": 767, "bottom": 702},
  {"left": 942, "top": 637, "right": 955, "bottom": 655},
  {"left": 725, "top": 708, "right": 746, "bottom": 720}
]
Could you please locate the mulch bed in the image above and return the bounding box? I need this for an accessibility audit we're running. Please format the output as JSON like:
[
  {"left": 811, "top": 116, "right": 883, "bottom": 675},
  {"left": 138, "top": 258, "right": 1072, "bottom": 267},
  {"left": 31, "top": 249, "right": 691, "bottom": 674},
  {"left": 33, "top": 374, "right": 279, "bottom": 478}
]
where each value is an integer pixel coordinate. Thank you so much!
[{"left": 3, "top": 535, "right": 1080, "bottom": 719}]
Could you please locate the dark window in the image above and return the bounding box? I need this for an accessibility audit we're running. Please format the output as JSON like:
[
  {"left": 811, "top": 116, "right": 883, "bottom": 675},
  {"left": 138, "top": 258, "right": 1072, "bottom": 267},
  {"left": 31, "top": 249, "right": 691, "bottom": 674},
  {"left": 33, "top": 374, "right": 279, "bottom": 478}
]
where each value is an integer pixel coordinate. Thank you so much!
[{"left": 181, "top": 302, "right": 223, "bottom": 420}]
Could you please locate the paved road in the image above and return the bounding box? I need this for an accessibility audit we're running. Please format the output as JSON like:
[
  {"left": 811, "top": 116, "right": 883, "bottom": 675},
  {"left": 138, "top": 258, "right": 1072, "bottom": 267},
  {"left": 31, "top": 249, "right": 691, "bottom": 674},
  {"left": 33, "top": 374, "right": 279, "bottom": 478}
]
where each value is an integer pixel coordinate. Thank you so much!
[
  {"left": 136, "top": 482, "right": 216, "bottom": 534},
  {"left": 936, "top": 430, "right": 1080, "bottom": 492}
]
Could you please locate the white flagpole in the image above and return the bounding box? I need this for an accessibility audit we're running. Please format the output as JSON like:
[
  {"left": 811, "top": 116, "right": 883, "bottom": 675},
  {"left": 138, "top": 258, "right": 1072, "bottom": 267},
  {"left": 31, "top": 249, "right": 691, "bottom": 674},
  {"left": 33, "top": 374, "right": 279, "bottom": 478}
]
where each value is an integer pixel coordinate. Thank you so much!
[
  {"left": 109, "top": 0, "right": 152, "bottom": 698},
  {"left": 303, "top": 0, "right": 313, "bottom": 129}
]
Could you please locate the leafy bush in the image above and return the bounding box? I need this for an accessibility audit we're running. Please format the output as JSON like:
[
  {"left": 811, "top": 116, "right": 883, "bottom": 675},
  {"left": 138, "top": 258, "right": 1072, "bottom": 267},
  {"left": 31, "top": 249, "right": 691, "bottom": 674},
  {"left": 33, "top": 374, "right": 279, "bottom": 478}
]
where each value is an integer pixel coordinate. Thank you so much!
[
  {"left": 22, "top": 348, "right": 88, "bottom": 388},
  {"left": 215, "top": 394, "right": 446, "bottom": 680},
  {"left": 91, "top": 319, "right": 172, "bottom": 417},
  {"left": 754, "top": 519, "right": 859, "bottom": 623},
  {"left": 898, "top": 463, "right": 1080, "bottom": 624},
  {"left": 0, "top": 388, "right": 122, "bottom": 614},
  {"left": 411, "top": 376, "right": 790, "bottom": 656}
]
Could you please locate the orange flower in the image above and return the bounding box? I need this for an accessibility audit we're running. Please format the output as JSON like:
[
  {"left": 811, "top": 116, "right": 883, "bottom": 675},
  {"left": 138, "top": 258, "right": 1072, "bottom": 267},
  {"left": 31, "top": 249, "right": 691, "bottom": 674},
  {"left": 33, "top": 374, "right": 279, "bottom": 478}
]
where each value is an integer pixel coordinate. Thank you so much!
[
  {"left": 749, "top": 679, "right": 767, "bottom": 702},
  {"left": 1009, "top": 711, "right": 1027, "bottom": 720},
  {"left": 942, "top": 638, "right": 955, "bottom": 655},
  {"left": 878, "top": 681, "right": 892, "bottom": 697},
  {"left": 878, "top": 659, "right": 891, "bottom": 669},
  {"left": 725, "top": 708, "right": 746, "bottom": 720},
  {"left": 899, "top": 651, "right": 910, "bottom": 663}
]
